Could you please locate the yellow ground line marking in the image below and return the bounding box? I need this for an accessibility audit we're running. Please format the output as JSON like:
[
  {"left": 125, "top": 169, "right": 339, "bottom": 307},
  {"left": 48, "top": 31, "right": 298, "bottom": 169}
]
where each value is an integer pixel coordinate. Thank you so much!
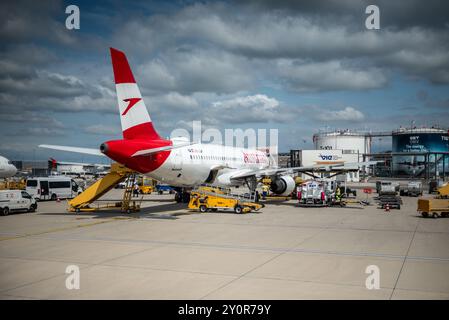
[{"left": 0, "top": 219, "right": 118, "bottom": 242}]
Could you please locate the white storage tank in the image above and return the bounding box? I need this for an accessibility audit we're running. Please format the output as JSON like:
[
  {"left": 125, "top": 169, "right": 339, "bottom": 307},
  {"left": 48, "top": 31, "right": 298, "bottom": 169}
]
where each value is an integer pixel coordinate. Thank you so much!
[{"left": 313, "top": 130, "right": 371, "bottom": 155}]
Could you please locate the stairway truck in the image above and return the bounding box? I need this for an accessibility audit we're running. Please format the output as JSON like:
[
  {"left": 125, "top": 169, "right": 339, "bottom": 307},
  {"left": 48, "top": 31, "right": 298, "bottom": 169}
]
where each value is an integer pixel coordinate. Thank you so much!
[{"left": 68, "top": 163, "right": 135, "bottom": 211}]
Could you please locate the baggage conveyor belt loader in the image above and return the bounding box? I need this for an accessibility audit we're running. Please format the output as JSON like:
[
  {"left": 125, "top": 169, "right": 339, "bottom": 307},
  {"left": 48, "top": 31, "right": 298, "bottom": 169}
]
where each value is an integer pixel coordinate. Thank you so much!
[
  {"left": 188, "top": 186, "right": 264, "bottom": 214},
  {"left": 68, "top": 163, "right": 141, "bottom": 213}
]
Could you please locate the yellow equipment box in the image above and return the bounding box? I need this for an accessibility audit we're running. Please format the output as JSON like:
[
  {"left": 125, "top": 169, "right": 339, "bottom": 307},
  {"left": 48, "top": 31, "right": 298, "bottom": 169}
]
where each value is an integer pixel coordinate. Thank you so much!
[
  {"left": 189, "top": 187, "right": 264, "bottom": 214},
  {"left": 437, "top": 183, "right": 449, "bottom": 198},
  {"left": 139, "top": 185, "right": 153, "bottom": 194},
  {"left": 138, "top": 177, "right": 156, "bottom": 194},
  {"left": 417, "top": 198, "right": 449, "bottom": 218}
]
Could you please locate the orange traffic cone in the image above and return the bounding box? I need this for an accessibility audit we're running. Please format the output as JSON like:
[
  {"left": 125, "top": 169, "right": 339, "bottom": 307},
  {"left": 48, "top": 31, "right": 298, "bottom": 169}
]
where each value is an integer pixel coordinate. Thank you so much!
[{"left": 385, "top": 203, "right": 390, "bottom": 212}]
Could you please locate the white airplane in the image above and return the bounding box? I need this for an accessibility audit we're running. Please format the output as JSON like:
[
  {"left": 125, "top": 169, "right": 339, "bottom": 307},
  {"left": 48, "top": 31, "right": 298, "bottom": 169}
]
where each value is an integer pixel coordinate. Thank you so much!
[
  {"left": 40, "top": 48, "right": 378, "bottom": 198},
  {"left": 0, "top": 156, "right": 17, "bottom": 178}
]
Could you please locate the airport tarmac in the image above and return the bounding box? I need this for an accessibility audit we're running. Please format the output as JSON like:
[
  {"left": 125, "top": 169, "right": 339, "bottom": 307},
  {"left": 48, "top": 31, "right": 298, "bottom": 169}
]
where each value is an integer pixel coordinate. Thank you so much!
[{"left": 0, "top": 189, "right": 449, "bottom": 300}]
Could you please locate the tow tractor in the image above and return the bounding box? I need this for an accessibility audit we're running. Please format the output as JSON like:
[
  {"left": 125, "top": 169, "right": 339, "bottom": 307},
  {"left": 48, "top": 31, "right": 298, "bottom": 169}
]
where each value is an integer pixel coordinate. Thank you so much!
[{"left": 188, "top": 186, "right": 264, "bottom": 214}]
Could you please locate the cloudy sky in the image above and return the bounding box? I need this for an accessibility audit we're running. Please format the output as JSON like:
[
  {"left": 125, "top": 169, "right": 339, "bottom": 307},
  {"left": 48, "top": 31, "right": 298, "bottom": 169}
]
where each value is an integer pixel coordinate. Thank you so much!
[{"left": 1, "top": 0, "right": 448, "bottom": 163}]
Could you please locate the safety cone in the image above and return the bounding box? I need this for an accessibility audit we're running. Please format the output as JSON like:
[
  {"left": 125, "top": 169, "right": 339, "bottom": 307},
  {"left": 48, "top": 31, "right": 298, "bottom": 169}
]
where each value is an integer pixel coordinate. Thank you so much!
[
  {"left": 384, "top": 203, "right": 390, "bottom": 212},
  {"left": 57, "top": 197, "right": 60, "bottom": 203}
]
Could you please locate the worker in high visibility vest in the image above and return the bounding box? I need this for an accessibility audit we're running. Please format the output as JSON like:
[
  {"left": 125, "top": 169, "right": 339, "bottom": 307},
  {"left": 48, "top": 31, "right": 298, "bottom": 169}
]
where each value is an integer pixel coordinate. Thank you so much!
[
  {"left": 261, "top": 184, "right": 269, "bottom": 200},
  {"left": 335, "top": 185, "right": 342, "bottom": 202}
]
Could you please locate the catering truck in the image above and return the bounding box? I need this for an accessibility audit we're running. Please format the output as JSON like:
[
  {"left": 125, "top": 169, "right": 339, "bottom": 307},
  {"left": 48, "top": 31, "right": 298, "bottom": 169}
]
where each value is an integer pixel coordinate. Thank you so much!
[
  {"left": 297, "top": 180, "right": 331, "bottom": 206},
  {"left": 26, "top": 176, "right": 83, "bottom": 200}
]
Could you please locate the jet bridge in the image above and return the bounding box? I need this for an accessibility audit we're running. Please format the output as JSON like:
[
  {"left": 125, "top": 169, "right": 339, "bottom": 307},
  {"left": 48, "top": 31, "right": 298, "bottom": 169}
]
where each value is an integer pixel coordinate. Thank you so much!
[{"left": 68, "top": 162, "right": 141, "bottom": 213}]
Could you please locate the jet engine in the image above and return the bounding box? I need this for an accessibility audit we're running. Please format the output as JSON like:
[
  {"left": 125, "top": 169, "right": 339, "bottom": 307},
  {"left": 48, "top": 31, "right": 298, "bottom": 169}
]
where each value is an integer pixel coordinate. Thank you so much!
[{"left": 270, "top": 175, "right": 296, "bottom": 196}]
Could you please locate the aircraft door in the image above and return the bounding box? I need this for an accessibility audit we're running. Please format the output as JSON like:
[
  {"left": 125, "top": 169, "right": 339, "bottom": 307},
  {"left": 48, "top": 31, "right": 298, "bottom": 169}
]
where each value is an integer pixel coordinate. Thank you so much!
[
  {"left": 40, "top": 181, "right": 49, "bottom": 200},
  {"left": 172, "top": 149, "right": 183, "bottom": 171}
]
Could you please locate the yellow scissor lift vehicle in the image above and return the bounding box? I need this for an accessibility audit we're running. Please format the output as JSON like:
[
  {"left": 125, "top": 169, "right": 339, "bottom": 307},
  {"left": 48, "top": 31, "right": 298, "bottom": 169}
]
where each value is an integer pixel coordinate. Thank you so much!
[
  {"left": 68, "top": 163, "right": 141, "bottom": 213},
  {"left": 188, "top": 186, "right": 264, "bottom": 214}
]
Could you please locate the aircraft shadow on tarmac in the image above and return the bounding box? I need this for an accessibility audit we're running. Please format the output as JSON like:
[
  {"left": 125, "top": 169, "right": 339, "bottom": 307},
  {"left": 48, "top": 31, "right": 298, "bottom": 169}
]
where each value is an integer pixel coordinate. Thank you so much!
[{"left": 35, "top": 201, "right": 192, "bottom": 220}]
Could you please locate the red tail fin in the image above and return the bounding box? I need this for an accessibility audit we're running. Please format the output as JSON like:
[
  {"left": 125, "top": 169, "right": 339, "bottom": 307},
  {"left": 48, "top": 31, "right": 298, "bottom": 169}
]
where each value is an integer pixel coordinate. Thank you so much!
[{"left": 110, "top": 48, "right": 163, "bottom": 140}]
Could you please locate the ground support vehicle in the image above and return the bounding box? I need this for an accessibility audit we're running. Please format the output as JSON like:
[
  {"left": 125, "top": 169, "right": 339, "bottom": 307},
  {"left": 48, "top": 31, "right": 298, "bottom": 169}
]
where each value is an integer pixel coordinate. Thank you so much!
[
  {"left": 375, "top": 194, "right": 402, "bottom": 210},
  {"left": 418, "top": 198, "right": 449, "bottom": 218},
  {"left": 0, "top": 190, "right": 37, "bottom": 216},
  {"left": 297, "top": 180, "right": 331, "bottom": 207},
  {"left": 67, "top": 163, "right": 141, "bottom": 213},
  {"left": 188, "top": 187, "right": 264, "bottom": 214},
  {"left": 156, "top": 184, "right": 175, "bottom": 195},
  {"left": 400, "top": 181, "right": 423, "bottom": 197}
]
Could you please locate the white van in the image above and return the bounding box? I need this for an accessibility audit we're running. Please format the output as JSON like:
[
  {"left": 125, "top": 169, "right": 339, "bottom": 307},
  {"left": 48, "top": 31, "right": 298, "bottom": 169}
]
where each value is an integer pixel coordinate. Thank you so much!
[
  {"left": 26, "top": 177, "right": 83, "bottom": 201},
  {"left": 0, "top": 190, "right": 37, "bottom": 216}
]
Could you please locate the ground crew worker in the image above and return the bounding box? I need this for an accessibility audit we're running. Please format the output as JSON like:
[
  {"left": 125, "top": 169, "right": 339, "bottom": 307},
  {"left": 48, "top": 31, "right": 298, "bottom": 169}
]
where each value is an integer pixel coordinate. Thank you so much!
[
  {"left": 335, "top": 185, "right": 342, "bottom": 202},
  {"left": 262, "top": 184, "right": 269, "bottom": 200},
  {"left": 133, "top": 183, "right": 139, "bottom": 197}
]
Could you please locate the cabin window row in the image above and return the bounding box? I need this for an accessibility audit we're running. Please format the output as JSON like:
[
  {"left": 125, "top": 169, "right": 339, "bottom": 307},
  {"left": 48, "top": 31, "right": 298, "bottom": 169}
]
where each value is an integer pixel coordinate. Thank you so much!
[{"left": 189, "top": 155, "right": 238, "bottom": 161}]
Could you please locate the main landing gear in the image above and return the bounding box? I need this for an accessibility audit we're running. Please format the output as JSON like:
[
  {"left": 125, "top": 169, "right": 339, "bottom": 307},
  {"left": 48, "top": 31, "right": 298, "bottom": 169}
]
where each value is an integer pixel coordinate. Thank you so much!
[{"left": 175, "top": 188, "right": 191, "bottom": 203}]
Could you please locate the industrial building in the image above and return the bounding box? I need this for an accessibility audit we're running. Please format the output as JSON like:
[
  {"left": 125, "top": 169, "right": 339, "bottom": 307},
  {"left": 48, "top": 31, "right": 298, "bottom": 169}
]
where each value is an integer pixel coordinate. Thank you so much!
[
  {"left": 313, "top": 130, "right": 372, "bottom": 155},
  {"left": 392, "top": 127, "right": 449, "bottom": 176},
  {"left": 284, "top": 126, "right": 449, "bottom": 182},
  {"left": 11, "top": 160, "right": 49, "bottom": 177}
]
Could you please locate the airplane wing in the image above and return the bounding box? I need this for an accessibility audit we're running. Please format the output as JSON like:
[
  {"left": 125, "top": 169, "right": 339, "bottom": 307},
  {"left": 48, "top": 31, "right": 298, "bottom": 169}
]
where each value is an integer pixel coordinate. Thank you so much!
[
  {"left": 40, "top": 143, "right": 193, "bottom": 158},
  {"left": 50, "top": 158, "right": 111, "bottom": 169},
  {"left": 229, "top": 160, "right": 381, "bottom": 181},
  {"left": 39, "top": 145, "right": 105, "bottom": 157}
]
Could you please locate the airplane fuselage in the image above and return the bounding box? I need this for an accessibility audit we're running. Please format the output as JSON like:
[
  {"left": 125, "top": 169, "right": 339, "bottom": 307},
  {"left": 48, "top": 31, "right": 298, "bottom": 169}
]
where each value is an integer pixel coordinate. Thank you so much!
[{"left": 141, "top": 142, "right": 270, "bottom": 187}]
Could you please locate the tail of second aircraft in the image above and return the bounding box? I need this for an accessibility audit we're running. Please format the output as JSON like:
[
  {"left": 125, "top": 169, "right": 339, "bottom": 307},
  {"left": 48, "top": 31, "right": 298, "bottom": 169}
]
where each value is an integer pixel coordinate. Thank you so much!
[{"left": 110, "top": 47, "right": 162, "bottom": 140}]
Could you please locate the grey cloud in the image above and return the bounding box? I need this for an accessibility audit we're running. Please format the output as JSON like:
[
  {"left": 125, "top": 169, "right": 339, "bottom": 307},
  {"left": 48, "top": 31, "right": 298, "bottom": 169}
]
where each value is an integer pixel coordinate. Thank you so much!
[
  {"left": 149, "top": 92, "right": 200, "bottom": 112},
  {"left": 0, "top": 112, "right": 64, "bottom": 128},
  {"left": 84, "top": 124, "right": 118, "bottom": 136},
  {"left": 0, "top": 61, "right": 116, "bottom": 114},
  {"left": 312, "top": 106, "right": 366, "bottom": 122},
  {"left": 113, "top": 2, "right": 449, "bottom": 88},
  {"left": 0, "top": 0, "right": 77, "bottom": 46},
  {"left": 136, "top": 48, "right": 254, "bottom": 95},
  {"left": 207, "top": 94, "right": 296, "bottom": 124},
  {"left": 242, "top": 0, "right": 449, "bottom": 30},
  {"left": 277, "top": 60, "right": 387, "bottom": 92}
]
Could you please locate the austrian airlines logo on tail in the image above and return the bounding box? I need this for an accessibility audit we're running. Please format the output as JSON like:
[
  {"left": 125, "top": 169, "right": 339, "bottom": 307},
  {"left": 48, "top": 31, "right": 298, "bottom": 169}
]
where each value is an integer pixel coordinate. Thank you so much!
[
  {"left": 122, "top": 98, "right": 141, "bottom": 116},
  {"left": 110, "top": 47, "right": 162, "bottom": 140}
]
